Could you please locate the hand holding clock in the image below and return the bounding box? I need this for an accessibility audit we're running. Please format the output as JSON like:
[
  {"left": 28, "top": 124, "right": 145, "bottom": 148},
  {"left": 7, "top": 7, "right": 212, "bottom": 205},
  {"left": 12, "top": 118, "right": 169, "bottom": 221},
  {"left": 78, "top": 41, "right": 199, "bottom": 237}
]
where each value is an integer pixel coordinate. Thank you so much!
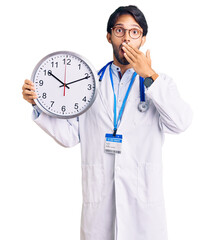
[{"left": 22, "top": 79, "right": 37, "bottom": 105}]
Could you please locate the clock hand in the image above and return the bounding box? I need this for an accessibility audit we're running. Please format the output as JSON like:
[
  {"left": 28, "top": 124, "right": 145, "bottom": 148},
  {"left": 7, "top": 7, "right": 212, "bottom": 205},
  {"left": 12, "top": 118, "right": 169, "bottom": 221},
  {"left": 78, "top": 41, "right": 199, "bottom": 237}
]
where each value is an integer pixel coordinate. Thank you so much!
[
  {"left": 59, "top": 75, "right": 90, "bottom": 88},
  {"left": 48, "top": 71, "right": 70, "bottom": 89}
]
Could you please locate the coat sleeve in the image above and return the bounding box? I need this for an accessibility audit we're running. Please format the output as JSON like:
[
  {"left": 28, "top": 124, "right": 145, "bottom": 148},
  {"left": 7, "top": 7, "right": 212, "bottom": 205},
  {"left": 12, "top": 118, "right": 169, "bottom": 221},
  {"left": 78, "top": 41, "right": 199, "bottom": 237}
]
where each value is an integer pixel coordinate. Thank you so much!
[
  {"left": 32, "top": 108, "right": 80, "bottom": 147},
  {"left": 145, "top": 73, "right": 193, "bottom": 134}
]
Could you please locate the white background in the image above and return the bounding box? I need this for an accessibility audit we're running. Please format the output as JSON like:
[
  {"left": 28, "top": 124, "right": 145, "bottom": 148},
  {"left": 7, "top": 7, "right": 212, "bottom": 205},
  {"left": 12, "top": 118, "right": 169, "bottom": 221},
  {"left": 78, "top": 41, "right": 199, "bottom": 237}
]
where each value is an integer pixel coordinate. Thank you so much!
[{"left": 0, "top": 0, "right": 214, "bottom": 239}]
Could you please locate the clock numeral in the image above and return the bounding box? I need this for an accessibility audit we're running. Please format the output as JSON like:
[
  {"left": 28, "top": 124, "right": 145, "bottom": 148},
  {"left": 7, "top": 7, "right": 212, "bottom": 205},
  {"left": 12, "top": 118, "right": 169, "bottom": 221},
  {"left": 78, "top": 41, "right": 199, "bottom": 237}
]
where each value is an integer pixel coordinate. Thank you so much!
[
  {"left": 74, "top": 103, "right": 79, "bottom": 110},
  {"left": 50, "top": 101, "right": 54, "bottom": 107},
  {"left": 78, "top": 64, "right": 81, "bottom": 70},
  {"left": 82, "top": 96, "right": 86, "bottom": 102},
  {"left": 44, "top": 70, "right": 52, "bottom": 76},
  {"left": 87, "top": 84, "right": 92, "bottom": 90},
  {"left": 63, "top": 58, "right": 71, "bottom": 65},
  {"left": 39, "top": 80, "right": 43, "bottom": 86},
  {"left": 42, "top": 93, "right": 47, "bottom": 99},
  {"left": 51, "top": 62, "right": 59, "bottom": 68},
  {"left": 85, "top": 73, "right": 90, "bottom": 79},
  {"left": 61, "top": 106, "right": 66, "bottom": 113}
]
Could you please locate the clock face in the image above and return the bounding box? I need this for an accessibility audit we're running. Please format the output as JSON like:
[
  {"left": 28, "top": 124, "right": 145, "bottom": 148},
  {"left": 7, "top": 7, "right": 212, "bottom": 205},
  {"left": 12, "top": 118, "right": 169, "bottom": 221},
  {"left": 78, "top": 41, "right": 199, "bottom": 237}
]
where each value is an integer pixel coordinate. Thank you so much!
[{"left": 31, "top": 51, "right": 98, "bottom": 118}]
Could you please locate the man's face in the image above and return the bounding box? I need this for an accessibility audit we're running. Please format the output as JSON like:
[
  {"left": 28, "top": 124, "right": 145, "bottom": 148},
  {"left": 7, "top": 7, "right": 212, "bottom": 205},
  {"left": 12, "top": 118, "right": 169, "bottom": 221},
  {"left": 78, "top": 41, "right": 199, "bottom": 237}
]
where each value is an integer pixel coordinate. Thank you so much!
[{"left": 107, "top": 14, "right": 146, "bottom": 66}]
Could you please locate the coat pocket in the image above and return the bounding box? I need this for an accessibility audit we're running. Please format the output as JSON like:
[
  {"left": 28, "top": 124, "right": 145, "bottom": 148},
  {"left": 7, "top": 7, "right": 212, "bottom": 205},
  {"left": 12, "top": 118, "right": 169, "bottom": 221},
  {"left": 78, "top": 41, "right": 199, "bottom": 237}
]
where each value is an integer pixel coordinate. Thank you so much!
[
  {"left": 137, "top": 163, "right": 164, "bottom": 204},
  {"left": 81, "top": 165, "right": 105, "bottom": 204}
]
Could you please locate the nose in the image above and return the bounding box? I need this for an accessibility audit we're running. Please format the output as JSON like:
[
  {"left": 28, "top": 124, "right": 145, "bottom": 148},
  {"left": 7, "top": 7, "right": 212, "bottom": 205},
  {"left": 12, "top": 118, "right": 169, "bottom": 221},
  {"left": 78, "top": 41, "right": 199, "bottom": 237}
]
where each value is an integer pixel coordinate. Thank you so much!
[{"left": 122, "top": 29, "right": 131, "bottom": 44}]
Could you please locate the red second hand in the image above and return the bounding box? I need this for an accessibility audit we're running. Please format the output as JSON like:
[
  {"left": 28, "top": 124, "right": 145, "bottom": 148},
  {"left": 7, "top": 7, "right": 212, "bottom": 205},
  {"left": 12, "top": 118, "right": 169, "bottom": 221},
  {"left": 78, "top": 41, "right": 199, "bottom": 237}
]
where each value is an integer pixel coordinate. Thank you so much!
[{"left": 63, "top": 56, "right": 67, "bottom": 96}]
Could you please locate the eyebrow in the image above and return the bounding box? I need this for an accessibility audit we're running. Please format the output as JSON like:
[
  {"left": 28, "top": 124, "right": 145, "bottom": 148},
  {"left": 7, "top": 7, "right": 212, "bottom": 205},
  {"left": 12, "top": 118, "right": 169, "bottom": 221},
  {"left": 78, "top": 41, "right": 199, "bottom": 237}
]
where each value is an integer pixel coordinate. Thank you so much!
[{"left": 114, "top": 23, "right": 141, "bottom": 29}]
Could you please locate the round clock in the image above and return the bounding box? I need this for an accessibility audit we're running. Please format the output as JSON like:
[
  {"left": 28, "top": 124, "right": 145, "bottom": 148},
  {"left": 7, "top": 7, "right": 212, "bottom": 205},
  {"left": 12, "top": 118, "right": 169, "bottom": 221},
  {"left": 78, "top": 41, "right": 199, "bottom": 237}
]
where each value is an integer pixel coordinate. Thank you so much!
[{"left": 31, "top": 51, "right": 98, "bottom": 118}]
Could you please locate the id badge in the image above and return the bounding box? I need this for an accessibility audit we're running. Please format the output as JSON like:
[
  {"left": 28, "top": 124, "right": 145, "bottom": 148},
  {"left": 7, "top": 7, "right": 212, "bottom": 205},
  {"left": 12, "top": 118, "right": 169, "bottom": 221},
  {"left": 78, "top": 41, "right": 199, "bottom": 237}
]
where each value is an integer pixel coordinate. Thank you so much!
[{"left": 105, "top": 134, "right": 123, "bottom": 154}]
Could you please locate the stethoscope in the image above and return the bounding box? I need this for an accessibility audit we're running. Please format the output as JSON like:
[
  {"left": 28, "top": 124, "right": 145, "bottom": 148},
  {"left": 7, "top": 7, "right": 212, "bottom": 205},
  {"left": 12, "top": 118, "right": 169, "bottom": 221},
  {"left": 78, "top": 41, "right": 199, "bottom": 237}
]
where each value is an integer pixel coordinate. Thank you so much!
[{"left": 98, "top": 61, "right": 149, "bottom": 112}]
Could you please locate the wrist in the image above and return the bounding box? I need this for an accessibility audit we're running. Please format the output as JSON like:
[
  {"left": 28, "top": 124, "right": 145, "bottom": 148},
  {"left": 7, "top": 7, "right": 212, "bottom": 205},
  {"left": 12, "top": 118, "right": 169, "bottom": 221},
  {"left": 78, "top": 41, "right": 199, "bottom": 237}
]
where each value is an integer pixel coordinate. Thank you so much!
[
  {"left": 145, "top": 71, "right": 158, "bottom": 80},
  {"left": 143, "top": 71, "right": 159, "bottom": 88},
  {"left": 144, "top": 70, "right": 156, "bottom": 78},
  {"left": 141, "top": 68, "right": 157, "bottom": 78},
  {"left": 151, "top": 73, "right": 159, "bottom": 81}
]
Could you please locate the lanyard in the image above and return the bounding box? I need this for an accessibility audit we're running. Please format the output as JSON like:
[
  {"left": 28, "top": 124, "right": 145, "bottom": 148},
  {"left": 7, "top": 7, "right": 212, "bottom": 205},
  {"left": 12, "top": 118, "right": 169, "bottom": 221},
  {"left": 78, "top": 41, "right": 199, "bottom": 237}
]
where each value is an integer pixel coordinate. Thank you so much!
[{"left": 109, "top": 64, "right": 137, "bottom": 136}]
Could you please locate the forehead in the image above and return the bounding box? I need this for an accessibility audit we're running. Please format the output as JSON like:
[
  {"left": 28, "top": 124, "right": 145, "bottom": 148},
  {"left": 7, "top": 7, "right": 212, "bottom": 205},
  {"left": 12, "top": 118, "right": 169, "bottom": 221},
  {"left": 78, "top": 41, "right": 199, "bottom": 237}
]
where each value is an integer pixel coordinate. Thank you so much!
[{"left": 114, "top": 14, "right": 141, "bottom": 28}]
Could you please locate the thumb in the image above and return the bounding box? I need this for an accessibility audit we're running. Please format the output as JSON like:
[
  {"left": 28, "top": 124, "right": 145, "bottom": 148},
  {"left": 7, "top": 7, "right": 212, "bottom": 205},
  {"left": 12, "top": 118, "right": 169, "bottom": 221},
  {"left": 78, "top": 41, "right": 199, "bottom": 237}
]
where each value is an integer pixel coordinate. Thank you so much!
[
  {"left": 146, "top": 49, "right": 152, "bottom": 67},
  {"left": 146, "top": 49, "right": 151, "bottom": 60}
]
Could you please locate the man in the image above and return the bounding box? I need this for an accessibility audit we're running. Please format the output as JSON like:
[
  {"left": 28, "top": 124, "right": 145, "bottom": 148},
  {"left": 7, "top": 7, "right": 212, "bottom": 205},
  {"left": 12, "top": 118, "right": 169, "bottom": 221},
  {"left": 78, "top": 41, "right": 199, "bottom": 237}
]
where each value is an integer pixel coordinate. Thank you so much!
[{"left": 22, "top": 5, "right": 192, "bottom": 240}]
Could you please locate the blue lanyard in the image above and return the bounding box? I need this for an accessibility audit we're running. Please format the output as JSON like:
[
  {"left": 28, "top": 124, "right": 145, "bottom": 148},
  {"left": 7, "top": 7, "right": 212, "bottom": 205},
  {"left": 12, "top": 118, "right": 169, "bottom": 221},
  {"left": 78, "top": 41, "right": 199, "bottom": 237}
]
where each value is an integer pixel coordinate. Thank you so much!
[{"left": 109, "top": 64, "right": 137, "bottom": 136}]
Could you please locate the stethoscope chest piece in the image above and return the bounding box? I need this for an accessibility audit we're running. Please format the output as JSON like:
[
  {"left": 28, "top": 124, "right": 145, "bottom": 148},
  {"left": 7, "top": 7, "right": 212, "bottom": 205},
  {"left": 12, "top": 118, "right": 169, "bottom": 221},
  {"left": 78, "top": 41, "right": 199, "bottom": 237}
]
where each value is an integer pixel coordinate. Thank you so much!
[{"left": 138, "top": 101, "right": 149, "bottom": 112}]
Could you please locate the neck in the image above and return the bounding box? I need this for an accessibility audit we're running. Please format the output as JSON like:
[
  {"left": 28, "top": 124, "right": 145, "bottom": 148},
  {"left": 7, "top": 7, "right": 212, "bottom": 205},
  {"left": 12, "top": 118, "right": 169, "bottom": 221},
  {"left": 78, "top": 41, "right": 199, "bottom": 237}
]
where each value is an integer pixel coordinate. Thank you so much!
[{"left": 113, "top": 57, "right": 132, "bottom": 75}]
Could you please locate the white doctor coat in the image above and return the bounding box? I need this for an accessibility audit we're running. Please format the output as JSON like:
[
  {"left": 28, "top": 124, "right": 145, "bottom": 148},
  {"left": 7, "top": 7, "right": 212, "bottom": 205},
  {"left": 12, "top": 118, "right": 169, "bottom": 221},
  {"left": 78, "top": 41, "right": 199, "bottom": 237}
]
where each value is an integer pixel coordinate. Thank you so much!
[{"left": 34, "top": 67, "right": 192, "bottom": 240}]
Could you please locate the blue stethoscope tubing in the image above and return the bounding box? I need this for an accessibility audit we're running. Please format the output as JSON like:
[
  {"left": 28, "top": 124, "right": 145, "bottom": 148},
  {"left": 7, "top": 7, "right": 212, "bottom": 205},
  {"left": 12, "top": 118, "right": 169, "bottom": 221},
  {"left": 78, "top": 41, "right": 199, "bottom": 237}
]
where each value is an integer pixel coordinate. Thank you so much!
[{"left": 98, "top": 61, "right": 149, "bottom": 112}]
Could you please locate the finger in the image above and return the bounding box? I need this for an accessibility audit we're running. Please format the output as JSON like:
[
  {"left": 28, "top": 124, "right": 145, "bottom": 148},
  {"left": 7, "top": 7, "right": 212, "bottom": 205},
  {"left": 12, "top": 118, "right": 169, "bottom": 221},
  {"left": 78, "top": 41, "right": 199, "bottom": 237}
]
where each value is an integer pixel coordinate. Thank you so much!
[
  {"left": 123, "top": 51, "right": 133, "bottom": 64},
  {"left": 23, "top": 89, "right": 37, "bottom": 99},
  {"left": 23, "top": 80, "right": 34, "bottom": 89},
  {"left": 24, "top": 79, "right": 34, "bottom": 85},
  {"left": 146, "top": 49, "right": 152, "bottom": 66},
  {"left": 122, "top": 48, "right": 135, "bottom": 63},
  {"left": 23, "top": 89, "right": 36, "bottom": 95},
  {"left": 127, "top": 42, "right": 141, "bottom": 54},
  {"left": 146, "top": 49, "right": 151, "bottom": 60},
  {"left": 122, "top": 43, "right": 138, "bottom": 59},
  {"left": 23, "top": 94, "right": 36, "bottom": 104},
  {"left": 23, "top": 83, "right": 35, "bottom": 91},
  {"left": 24, "top": 94, "right": 37, "bottom": 100},
  {"left": 122, "top": 45, "right": 137, "bottom": 63}
]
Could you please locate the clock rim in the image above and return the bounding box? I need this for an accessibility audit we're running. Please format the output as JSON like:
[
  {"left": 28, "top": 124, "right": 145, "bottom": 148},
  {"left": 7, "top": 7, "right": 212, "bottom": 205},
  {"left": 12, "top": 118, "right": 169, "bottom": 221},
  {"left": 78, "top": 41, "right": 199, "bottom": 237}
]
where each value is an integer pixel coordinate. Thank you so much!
[{"left": 31, "top": 50, "right": 98, "bottom": 119}]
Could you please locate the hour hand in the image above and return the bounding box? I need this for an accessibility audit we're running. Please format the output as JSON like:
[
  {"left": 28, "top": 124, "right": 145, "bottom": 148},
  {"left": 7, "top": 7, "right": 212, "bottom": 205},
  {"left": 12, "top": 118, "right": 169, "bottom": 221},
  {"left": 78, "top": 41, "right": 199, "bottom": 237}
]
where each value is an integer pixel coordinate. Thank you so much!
[{"left": 48, "top": 71, "right": 70, "bottom": 89}]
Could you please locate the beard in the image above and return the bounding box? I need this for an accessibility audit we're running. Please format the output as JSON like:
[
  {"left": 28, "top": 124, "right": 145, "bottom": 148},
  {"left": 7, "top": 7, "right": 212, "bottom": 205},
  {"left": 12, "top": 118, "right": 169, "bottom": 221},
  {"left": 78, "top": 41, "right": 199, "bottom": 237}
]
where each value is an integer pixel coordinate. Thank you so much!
[{"left": 112, "top": 43, "right": 130, "bottom": 65}]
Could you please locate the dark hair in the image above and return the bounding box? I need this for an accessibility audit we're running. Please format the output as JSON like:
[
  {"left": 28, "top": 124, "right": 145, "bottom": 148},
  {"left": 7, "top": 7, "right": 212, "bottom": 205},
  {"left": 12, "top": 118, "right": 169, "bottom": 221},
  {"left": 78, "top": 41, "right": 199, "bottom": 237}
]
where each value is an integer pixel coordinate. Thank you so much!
[{"left": 107, "top": 5, "right": 148, "bottom": 36}]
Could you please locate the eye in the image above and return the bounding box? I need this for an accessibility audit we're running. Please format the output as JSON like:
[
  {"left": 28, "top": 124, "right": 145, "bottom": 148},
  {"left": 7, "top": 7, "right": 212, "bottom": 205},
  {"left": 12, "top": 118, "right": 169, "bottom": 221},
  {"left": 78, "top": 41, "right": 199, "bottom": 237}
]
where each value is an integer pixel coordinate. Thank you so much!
[
  {"left": 131, "top": 29, "right": 140, "bottom": 35},
  {"left": 115, "top": 27, "right": 123, "bottom": 33}
]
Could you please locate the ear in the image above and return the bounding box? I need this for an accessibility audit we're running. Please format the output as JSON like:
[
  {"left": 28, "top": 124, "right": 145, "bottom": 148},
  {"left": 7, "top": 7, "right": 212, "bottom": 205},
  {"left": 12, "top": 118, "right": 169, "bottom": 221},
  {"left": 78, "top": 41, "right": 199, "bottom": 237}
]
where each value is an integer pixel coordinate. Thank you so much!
[
  {"left": 106, "top": 33, "right": 112, "bottom": 44},
  {"left": 141, "top": 36, "right": 146, "bottom": 47}
]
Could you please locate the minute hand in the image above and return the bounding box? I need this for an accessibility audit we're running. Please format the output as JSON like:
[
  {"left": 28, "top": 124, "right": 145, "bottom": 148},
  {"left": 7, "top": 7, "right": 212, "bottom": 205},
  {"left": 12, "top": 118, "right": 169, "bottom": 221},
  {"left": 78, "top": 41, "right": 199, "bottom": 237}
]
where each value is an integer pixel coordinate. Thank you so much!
[{"left": 59, "top": 75, "right": 90, "bottom": 88}]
